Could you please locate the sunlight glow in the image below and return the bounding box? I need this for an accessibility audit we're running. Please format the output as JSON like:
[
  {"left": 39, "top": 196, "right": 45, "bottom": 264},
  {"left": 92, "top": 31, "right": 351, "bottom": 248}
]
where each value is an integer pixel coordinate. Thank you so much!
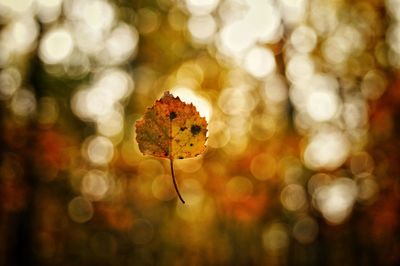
[
  {"left": 314, "top": 178, "right": 357, "bottom": 224},
  {"left": 4, "top": 18, "right": 38, "bottom": 54},
  {"left": 95, "top": 69, "right": 134, "bottom": 102},
  {"left": 11, "top": 89, "right": 36, "bottom": 117},
  {"left": 0, "top": 0, "right": 34, "bottom": 15},
  {"left": 304, "top": 130, "right": 350, "bottom": 170},
  {"left": 81, "top": 170, "right": 110, "bottom": 201},
  {"left": 243, "top": 46, "right": 276, "bottom": 78},
  {"left": 170, "top": 87, "right": 212, "bottom": 121},
  {"left": 322, "top": 25, "right": 364, "bottom": 64},
  {"left": 86, "top": 136, "right": 114, "bottom": 165},
  {"left": 36, "top": 0, "right": 63, "bottom": 23},
  {"left": 218, "top": 86, "right": 256, "bottom": 116},
  {"left": 86, "top": 88, "right": 115, "bottom": 118},
  {"left": 103, "top": 24, "right": 139, "bottom": 65},
  {"left": 306, "top": 90, "right": 339, "bottom": 122},
  {"left": 188, "top": 15, "right": 217, "bottom": 43},
  {"left": 280, "top": 0, "right": 307, "bottom": 26},
  {"left": 207, "top": 121, "right": 231, "bottom": 148},
  {"left": 262, "top": 75, "right": 288, "bottom": 104},
  {"left": 186, "top": 0, "right": 219, "bottom": 16},
  {"left": 218, "top": 0, "right": 281, "bottom": 57},
  {"left": 290, "top": 25, "right": 317, "bottom": 53},
  {"left": 286, "top": 54, "right": 314, "bottom": 83},
  {"left": 97, "top": 110, "right": 124, "bottom": 137},
  {"left": 0, "top": 67, "right": 21, "bottom": 99},
  {"left": 39, "top": 27, "right": 74, "bottom": 64}
]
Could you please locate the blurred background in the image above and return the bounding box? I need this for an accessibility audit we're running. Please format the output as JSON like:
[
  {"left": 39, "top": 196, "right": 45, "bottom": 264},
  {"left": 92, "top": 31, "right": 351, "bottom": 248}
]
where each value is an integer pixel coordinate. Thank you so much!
[{"left": 0, "top": 0, "right": 399, "bottom": 265}]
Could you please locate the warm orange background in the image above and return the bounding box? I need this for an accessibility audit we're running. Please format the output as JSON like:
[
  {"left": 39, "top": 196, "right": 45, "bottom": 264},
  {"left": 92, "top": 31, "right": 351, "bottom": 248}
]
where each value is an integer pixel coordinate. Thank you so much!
[{"left": 0, "top": 0, "right": 399, "bottom": 265}]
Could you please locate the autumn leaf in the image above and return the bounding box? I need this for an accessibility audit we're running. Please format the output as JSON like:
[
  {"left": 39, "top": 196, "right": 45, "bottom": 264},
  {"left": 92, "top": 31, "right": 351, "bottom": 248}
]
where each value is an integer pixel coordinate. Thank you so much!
[{"left": 135, "top": 91, "right": 208, "bottom": 203}]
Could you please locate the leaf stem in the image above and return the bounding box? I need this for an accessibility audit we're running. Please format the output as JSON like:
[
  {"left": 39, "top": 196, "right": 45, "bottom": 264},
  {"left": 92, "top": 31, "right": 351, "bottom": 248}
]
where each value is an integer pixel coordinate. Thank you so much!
[{"left": 170, "top": 158, "right": 185, "bottom": 204}]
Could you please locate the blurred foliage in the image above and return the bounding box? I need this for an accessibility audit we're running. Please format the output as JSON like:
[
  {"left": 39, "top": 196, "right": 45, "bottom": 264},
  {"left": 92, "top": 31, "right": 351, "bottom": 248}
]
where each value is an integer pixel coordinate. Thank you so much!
[{"left": 1, "top": 0, "right": 400, "bottom": 265}]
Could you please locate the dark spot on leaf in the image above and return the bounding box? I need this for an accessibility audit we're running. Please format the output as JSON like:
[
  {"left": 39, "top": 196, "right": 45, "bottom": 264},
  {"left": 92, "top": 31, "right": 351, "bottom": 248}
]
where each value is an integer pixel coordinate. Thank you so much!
[
  {"left": 191, "top": 125, "right": 201, "bottom": 135},
  {"left": 180, "top": 126, "right": 187, "bottom": 131},
  {"left": 164, "top": 151, "right": 169, "bottom": 156},
  {"left": 169, "top": 112, "right": 177, "bottom": 120},
  {"left": 190, "top": 143, "right": 193, "bottom": 146},
  {"left": 178, "top": 156, "right": 183, "bottom": 159}
]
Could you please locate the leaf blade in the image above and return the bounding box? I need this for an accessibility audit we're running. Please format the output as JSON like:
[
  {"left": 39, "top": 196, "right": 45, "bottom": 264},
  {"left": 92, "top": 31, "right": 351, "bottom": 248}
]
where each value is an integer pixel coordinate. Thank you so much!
[
  {"left": 135, "top": 91, "right": 207, "bottom": 160},
  {"left": 135, "top": 91, "right": 208, "bottom": 203}
]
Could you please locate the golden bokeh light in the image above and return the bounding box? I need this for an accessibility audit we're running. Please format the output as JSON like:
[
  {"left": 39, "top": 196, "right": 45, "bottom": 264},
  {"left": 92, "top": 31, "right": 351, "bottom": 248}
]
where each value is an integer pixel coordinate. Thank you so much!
[
  {"left": 85, "top": 135, "right": 114, "bottom": 165},
  {"left": 356, "top": 176, "right": 379, "bottom": 204},
  {"left": 68, "top": 196, "right": 94, "bottom": 223},
  {"left": 81, "top": 170, "right": 111, "bottom": 201},
  {"left": 185, "top": 0, "right": 219, "bottom": 16},
  {"left": 97, "top": 110, "right": 124, "bottom": 137},
  {"left": 280, "top": 184, "right": 307, "bottom": 212},
  {"left": 314, "top": 178, "right": 358, "bottom": 224},
  {"left": 136, "top": 8, "right": 161, "bottom": 35},
  {"left": 36, "top": 0, "right": 63, "bottom": 23},
  {"left": 207, "top": 120, "right": 231, "bottom": 148},
  {"left": 290, "top": 25, "right": 317, "bottom": 53},
  {"left": 218, "top": 0, "right": 281, "bottom": 59},
  {"left": 262, "top": 74, "right": 288, "bottom": 105},
  {"left": 0, "top": 67, "right": 21, "bottom": 100},
  {"left": 0, "top": 0, "right": 34, "bottom": 16},
  {"left": 306, "top": 89, "right": 339, "bottom": 122},
  {"left": 286, "top": 54, "right": 314, "bottom": 83},
  {"left": 3, "top": 17, "right": 38, "bottom": 54},
  {"left": 188, "top": 15, "right": 217, "bottom": 44},
  {"left": 218, "top": 86, "right": 256, "bottom": 116},
  {"left": 303, "top": 129, "right": 350, "bottom": 170},
  {"left": 262, "top": 223, "right": 289, "bottom": 254},
  {"left": 243, "top": 46, "right": 276, "bottom": 79},
  {"left": 361, "top": 70, "right": 388, "bottom": 100},
  {"left": 11, "top": 89, "right": 36, "bottom": 117},
  {"left": 102, "top": 24, "right": 139, "bottom": 65}
]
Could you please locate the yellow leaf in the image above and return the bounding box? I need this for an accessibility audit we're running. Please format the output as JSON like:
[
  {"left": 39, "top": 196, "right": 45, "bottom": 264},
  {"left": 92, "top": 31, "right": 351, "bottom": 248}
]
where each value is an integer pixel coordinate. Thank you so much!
[{"left": 135, "top": 91, "right": 208, "bottom": 203}]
